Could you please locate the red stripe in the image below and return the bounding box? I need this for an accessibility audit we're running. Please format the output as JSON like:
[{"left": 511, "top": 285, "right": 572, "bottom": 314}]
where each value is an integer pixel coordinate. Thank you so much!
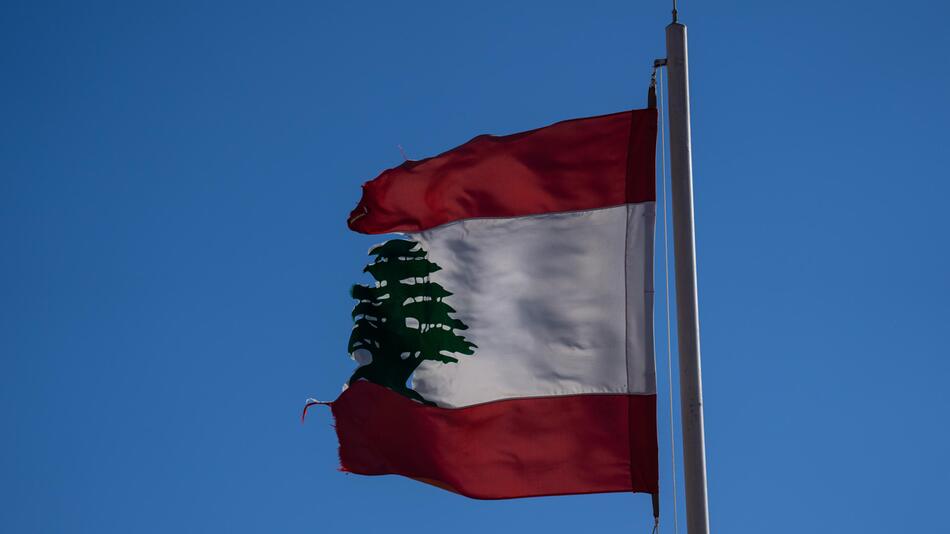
[
  {"left": 348, "top": 109, "right": 657, "bottom": 234},
  {"left": 330, "top": 381, "right": 658, "bottom": 499}
]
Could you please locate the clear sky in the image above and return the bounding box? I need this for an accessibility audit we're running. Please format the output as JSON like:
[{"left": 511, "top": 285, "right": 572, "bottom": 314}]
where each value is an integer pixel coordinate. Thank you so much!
[{"left": 3, "top": 1, "right": 949, "bottom": 533}]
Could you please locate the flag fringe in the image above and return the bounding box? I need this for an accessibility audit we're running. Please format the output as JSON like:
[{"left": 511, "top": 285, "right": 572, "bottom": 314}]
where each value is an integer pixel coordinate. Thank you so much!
[{"left": 301, "top": 398, "right": 331, "bottom": 424}]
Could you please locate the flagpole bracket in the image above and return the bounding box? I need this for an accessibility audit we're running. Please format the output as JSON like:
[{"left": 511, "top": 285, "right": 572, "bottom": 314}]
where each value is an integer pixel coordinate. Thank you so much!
[{"left": 649, "top": 59, "right": 666, "bottom": 109}]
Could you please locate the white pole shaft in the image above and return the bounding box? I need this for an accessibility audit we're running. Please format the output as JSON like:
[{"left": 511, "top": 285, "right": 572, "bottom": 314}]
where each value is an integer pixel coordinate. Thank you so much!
[{"left": 665, "top": 22, "right": 711, "bottom": 534}]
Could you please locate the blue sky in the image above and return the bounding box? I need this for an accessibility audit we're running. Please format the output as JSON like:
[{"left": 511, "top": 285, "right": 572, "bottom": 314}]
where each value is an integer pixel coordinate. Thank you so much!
[{"left": 2, "top": 1, "right": 949, "bottom": 532}]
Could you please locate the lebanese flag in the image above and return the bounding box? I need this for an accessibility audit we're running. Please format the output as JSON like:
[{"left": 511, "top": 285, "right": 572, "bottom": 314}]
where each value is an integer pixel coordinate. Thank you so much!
[{"left": 330, "top": 108, "right": 658, "bottom": 499}]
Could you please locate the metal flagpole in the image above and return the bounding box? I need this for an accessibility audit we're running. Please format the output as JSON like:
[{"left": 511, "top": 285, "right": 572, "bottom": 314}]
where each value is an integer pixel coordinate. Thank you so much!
[{"left": 665, "top": 11, "right": 712, "bottom": 534}]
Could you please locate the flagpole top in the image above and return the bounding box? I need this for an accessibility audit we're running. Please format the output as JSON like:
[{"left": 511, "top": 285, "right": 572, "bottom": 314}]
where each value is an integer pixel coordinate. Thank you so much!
[{"left": 672, "top": 0, "right": 678, "bottom": 23}]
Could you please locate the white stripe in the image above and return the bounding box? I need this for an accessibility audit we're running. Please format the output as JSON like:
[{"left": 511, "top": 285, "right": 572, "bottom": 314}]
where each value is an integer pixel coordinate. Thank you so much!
[{"left": 407, "top": 203, "right": 656, "bottom": 408}]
